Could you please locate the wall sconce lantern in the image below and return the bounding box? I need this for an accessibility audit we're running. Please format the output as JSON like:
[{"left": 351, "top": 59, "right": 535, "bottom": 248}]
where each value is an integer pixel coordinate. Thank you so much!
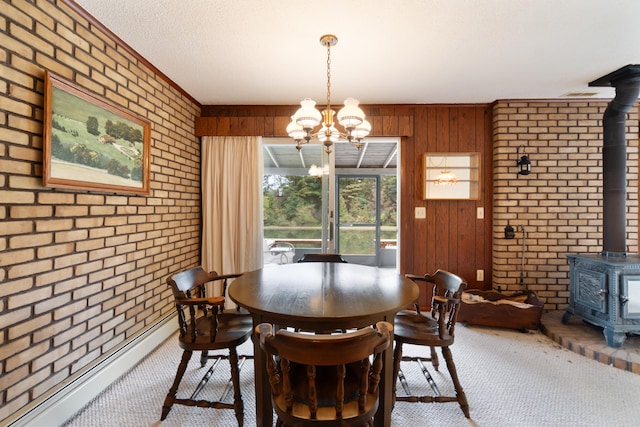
[
  {"left": 504, "top": 224, "right": 515, "bottom": 239},
  {"left": 517, "top": 146, "right": 531, "bottom": 175}
]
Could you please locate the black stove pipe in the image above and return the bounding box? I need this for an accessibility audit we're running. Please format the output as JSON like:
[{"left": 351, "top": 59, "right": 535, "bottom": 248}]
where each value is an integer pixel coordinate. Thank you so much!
[
  {"left": 590, "top": 65, "right": 640, "bottom": 256},
  {"left": 602, "top": 80, "right": 640, "bottom": 255}
]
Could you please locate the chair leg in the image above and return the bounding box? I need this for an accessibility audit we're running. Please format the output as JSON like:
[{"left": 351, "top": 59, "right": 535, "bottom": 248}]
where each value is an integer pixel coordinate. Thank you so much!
[
  {"left": 200, "top": 350, "right": 208, "bottom": 367},
  {"left": 392, "top": 341, "right": 403, "bottom": 404},
  {"left": 161, "top": 350, "right": 193, "bottom": 420},
  {"left": 430, "top": 345, "right": 440, "bottom": 371},
  {"left": 229, "top": 346, "right": 244, "bottom": 427},
  {"left": 441, "top": 346, "right": 470, "bottom": 418}
]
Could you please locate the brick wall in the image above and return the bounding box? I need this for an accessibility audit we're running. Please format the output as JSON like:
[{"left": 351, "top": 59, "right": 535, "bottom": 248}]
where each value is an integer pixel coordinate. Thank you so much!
[
  {"left": 492, "top": 101, "right": 639, "bottom": 310},
  {"left": 0, "top": 1, "right": 201, "bottom": 421}
]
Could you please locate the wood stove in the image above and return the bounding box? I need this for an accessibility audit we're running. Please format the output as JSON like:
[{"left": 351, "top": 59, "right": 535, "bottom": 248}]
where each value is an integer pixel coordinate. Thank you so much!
[
  {"left": 565, "top": 254, "right": 640, "bottom": 347},
  {"left": 564, "top": 65, "right": 640, "bottom": 347}
]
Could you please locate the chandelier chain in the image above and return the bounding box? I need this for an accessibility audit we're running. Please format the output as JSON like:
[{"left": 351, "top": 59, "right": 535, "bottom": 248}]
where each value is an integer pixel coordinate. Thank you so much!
[{"left": 326, "top": 42, "right": 332, "bottom": 110}]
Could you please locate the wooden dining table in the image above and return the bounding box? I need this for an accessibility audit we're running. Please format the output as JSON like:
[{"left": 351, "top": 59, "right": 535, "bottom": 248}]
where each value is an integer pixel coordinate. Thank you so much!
[{"left": 228, "top": 262, "right": 419, "bottom": 427}]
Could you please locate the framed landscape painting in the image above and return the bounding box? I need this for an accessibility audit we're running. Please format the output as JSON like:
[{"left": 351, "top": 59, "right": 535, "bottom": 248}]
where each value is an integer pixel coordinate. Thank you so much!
[{"left": 43, "top": 71, "right": 151, "bottom": 195}]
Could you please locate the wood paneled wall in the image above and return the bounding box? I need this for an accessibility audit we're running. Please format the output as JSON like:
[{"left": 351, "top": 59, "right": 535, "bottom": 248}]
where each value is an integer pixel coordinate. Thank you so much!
[{"left": 197, "top": 104, "right": 492, "bottom": 291}]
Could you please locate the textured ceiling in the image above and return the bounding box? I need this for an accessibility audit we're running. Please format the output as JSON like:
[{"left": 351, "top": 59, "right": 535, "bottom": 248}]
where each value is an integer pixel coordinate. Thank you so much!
[{"left": 73, "top": 0, "right": 640, "bottom": 106}]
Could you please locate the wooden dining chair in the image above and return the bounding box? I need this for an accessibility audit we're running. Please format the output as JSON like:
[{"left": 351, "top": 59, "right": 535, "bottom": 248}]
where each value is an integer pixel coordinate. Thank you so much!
[
  {"left": 392, "top": 269, "right": 470, "bottom": 418},
  {"left": 255, "top": 321, "right": 393, "bottom": 427},
  {"left": 297, "top": 253, "right": 348, "bottom": 263},
  {"left": 161, "top": 267, "right": 253, "bottom": 426}
]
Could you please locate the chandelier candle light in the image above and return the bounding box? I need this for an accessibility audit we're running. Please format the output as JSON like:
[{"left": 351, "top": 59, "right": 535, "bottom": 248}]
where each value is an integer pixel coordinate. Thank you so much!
[{"left": 287, "top": 34, "right": 371, "bottom": 154}]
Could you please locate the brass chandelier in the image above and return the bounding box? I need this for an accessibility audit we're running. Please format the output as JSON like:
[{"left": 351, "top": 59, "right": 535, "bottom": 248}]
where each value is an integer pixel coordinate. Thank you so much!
[{"left": 287, "top": 34, "right": 371, "bottom": 154}]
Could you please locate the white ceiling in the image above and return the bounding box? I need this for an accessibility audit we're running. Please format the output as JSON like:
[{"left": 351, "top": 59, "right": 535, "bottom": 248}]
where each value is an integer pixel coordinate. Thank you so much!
[{"left": 73, "top": 0, "right": 640, "bottom": 106}]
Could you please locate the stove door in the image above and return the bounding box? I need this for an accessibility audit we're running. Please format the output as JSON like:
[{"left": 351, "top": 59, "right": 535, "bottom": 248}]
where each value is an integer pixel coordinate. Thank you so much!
[
  {"left": 574, "top": 266, "right": 608, "bottom": 314},
  {"left": 621, "top": 275, "right": 640, "bottom": 319}
]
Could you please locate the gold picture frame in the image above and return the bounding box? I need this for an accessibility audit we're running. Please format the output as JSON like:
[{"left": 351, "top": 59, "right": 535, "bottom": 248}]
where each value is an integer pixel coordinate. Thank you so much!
[{"left": 43, "top": 71, "right": 151, "bottom": 195}]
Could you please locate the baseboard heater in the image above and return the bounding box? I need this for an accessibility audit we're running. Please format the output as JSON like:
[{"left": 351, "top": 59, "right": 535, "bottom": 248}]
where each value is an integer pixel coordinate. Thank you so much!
[{"left": 4, "top": 313, "right": 178, "bottom": 427}]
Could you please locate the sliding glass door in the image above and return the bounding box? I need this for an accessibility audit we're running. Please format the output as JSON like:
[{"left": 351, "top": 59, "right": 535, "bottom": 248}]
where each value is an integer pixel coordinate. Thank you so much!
[
  {"left": 262, "top": 138, "right": 398, "bottom": 268},
  {"left": 336, "top": 175, "right": 379, "bottom": 266}
]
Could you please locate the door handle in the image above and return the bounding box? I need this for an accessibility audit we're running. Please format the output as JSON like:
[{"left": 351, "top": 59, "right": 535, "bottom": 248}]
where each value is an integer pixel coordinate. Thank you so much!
[{"left": 598, "top": 289, "right": 607, "bottom": 301}]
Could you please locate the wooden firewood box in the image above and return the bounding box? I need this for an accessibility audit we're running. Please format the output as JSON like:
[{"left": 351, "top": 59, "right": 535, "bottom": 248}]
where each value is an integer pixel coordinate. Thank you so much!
[{"left": 457, "top": 289, "right": 544, "bottom": 331}]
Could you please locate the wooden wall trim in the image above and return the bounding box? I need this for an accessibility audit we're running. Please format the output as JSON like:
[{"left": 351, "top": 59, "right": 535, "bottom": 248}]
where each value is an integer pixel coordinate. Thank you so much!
[
  {"left": 194, "top": 114, "right": 415, "bottom": 137},
  {"left": 196, "top": 105, "right": 423, "bottom": 138}
]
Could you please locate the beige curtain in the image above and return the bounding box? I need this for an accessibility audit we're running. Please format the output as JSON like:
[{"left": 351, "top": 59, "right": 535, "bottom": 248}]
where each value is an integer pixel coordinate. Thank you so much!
[{"left": 201, "top": 136, "right": 264, "bottom": 300}]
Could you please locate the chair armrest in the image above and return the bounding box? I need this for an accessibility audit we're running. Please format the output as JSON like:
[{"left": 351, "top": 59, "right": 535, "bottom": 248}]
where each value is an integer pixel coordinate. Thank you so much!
[
  {"left": 178, "top": 296, "right": 225, "bottom": 306},
  {"left": 433, "top": 295, "right": 460, "bottom": 305},
  {"left": 433, "top": 295, "right": 447, "bottom": 305},
  {"left": 405, "top": 273, "right": 429, "bottom": 282},
  {"left": 213, "top": 273, "right": 243, "bottom": 281},
  {"left": 255, "top": 323, "right": 274, "bottom": 344}
]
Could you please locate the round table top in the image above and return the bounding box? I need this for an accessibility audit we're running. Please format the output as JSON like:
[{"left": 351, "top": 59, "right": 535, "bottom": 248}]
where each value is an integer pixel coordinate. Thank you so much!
[{"left": 228, "top": 262, "right": 419, "bottom": 330}]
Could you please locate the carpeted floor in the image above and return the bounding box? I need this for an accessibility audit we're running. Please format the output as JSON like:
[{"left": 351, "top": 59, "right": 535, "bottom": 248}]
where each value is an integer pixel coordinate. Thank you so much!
[{"left": 63, "top": 324, "right": 640, "bottom": 427}]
